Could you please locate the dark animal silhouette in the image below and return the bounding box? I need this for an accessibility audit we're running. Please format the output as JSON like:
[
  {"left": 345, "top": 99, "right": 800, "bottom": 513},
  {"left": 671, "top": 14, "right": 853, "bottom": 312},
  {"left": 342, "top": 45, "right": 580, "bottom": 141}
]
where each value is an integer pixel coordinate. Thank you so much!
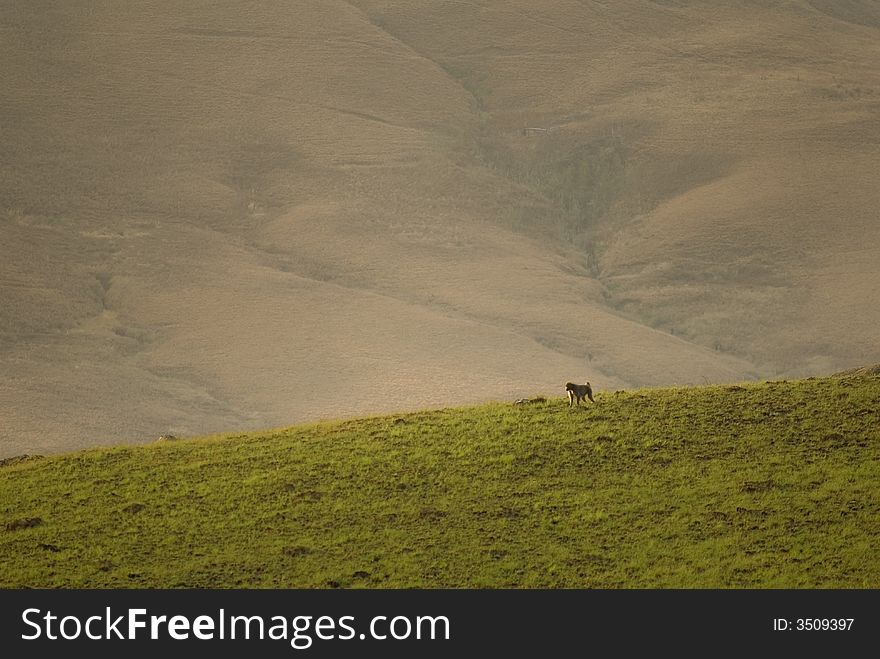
[{"left": 565, "top": 382, "right": 594, "bottom": 406}]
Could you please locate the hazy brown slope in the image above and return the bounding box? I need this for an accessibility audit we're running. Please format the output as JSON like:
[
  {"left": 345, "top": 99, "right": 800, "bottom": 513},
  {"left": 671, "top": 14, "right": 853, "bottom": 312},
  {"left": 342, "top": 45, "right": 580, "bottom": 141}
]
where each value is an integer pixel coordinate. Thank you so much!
[
  {"left": 351, "top": 0, "right": 880, "bottom": 376},
  {"left": 2, "top": 1, "right": 877, "bottom": 456}
]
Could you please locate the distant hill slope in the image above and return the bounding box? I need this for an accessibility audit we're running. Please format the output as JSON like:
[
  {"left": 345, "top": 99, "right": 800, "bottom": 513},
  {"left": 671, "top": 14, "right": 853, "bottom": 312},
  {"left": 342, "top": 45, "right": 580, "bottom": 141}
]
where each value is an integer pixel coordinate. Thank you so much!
[
  {"left": 354, "top": 0, "right": 880, "bottom": 372},
  {"left": 834, "top": 364, "right": 880, "bottom": 377},
  {"left": 2, "top": 1, "right": 879, "bottom": 456},
  {"left": 2, "top": 375, "right": 878, "bottom": 588}
]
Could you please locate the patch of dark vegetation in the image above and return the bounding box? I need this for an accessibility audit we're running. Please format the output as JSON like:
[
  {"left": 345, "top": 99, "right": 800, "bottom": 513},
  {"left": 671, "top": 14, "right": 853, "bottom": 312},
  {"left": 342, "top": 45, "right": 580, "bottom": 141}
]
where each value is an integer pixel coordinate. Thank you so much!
[
  {"left": 833, "top": 364, "right": 880, "bottom": 378},
  {"left": 5, "top": 517, "right": 42, "bottom": 532},
  {"left": 843, "top": 500, "right": 864, "bottom": 514},
  {"left": 741, "top": 479, "right": 775, "bottom": 493},
  {"left": 735, "top": 507, "right": 769, "bottom": 519},
  {"left": 569, "top": 554, "right": 613, "bottom": 568},
  {"left": 471, "top": 507, "right": 521, "bottom": 521},
  {"left": 290, "top": 489, "right": 323, "bottom": 502},
  {"left": 0, "top": 454, "right": 44, "bottom": 468},
  {"left": 419, "top": 508, "right": 447, "bottom": 522},
  {"left": 122, "top": 503, "right": 145, "bottom": 515}
]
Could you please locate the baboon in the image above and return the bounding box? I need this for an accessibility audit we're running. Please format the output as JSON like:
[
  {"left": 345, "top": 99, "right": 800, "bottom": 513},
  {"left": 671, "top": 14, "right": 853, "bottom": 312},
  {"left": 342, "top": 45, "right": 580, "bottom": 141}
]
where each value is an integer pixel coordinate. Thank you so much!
[{"left": 565, "top": 382, "right": 594, "bottom": 406}]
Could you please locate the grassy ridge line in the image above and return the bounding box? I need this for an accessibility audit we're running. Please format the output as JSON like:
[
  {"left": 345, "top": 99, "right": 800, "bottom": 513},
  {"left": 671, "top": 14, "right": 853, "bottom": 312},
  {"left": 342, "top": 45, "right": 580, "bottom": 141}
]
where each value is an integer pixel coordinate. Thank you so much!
[{"left": 1, "top": 376, "right": 879, "bottom": 588}]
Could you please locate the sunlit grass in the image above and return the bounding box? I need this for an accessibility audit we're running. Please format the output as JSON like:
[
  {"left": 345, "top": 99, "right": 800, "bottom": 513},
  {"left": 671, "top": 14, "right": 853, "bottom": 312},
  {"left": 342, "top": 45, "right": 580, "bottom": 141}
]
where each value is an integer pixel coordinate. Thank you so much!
[{"left": 1, "top": 376, "right": 878, "bottom": 588}]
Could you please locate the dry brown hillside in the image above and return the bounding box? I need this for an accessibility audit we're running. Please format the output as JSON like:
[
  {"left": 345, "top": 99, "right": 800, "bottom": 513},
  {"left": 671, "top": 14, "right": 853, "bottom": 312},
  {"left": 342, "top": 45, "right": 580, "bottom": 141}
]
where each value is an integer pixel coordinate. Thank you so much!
[{"left": 1, "top": 1, "right": 878, "bottom": 456}]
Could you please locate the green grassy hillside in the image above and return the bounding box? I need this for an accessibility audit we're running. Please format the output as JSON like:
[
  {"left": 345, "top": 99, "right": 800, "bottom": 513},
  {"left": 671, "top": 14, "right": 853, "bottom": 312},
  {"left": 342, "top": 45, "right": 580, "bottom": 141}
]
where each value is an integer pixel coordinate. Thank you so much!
[{"left": 2, "top": 374, "right": 879, "bottom": 588}]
